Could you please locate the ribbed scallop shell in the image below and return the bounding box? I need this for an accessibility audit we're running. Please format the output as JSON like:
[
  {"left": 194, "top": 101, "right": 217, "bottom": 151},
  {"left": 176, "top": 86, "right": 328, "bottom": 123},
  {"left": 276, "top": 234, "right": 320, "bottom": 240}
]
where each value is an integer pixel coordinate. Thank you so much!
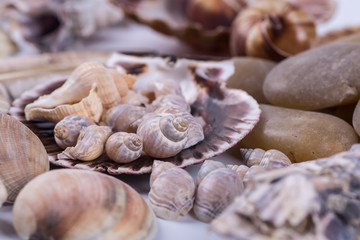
[
  {"left": 148, "top": 161, "right": 195, "bottom": 220},
  {"left": 105, "top": 132, "right": 143, "bottom": 163},
  {"left": 54, "top": 115, "right": 95, "bottom": 149},
  {"left": 13, "top": 169, "right": 156, "bottom": 240},
  {"left": 0, "top": 113, "right": 49, "bottom": 202},
  {"left": 57, "top": 125, "right": 112, "bottom": 161},
  {"left": 137, "top": 113, "right": 188, "bottom": 158},
  {"left": 24, "top": 84, "right": 103, "bottom": 123}
]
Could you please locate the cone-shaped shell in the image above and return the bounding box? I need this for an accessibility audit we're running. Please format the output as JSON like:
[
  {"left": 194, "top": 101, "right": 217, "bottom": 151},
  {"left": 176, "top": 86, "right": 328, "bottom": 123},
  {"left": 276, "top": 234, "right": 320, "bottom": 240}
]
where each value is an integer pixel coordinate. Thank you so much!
[
  {"left": 54, "top": 115, "right": 95, "bottom": 149},
  {"left": 148, "top": 161, "right": 195, "bottom": 220},
  {"left": 13, "top": 169, "right": 157, "bottom": 240},
  {"left": 25, "top": 85, "right": 103, "bottom": 123},
  {"left": 105, "top": 132, "right": 143, "bottom": 163},
  {"left": 58, "top": 125, "right": 112, "bottom": 161},
  {"left": 0, "top": 113, "right": 49, "bottom": 202},
  {"left": 137, "top": 113, "right": 188, "bottom": 158}
]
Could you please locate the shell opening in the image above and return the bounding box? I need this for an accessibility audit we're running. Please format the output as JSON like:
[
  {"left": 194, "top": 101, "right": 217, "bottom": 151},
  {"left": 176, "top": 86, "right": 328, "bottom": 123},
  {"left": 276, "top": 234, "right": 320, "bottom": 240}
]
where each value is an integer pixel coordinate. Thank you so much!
[{"left": 54, "top": 124, "right": 69, "bottom": 140}]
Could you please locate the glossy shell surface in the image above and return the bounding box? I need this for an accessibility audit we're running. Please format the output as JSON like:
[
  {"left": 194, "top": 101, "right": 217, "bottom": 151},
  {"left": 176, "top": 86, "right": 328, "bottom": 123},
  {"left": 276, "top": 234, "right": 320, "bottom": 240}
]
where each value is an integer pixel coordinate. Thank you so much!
[{"left": 9, "top": 53, "right": 260, "bottom": 175}]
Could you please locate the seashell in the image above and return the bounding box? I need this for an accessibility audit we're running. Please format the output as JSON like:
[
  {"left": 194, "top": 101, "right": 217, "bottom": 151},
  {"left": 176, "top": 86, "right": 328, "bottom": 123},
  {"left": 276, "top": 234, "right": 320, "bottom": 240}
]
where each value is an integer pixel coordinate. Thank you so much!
[
  {"left": 226, "top": 164, "right": 249, "bottom": 180},
  {"left": 151, "top": 94, "right": 191, "bottom": 113},
  {"left": 243, "top": 165, "right": 266, "bottom": 186},
  {"left": 230, "top": 0, "right": 317, "bottom": 61},
  {"left": 137, "top": 113, "right": 189, "bottom": 158},
  {"left": 13, "top": 169, "right": 156, "bottom": 240},
  {"left": 193, "top": 166, "right": 244, "bottom": 223},
  {"left": 187, "top": 0, "right": 247, "bottom": 30},
  {"left": 105, "top": 132, "right": 143, "bottom": 164},
  {"left": 0, "top": 182, "right": 7, "bottom": 208},
  {"left": 148, "top": 161, "right": 195, "bottom": 220},
  {"left": 120, "top": 90, "right": 150, "bottom": 106},
  {"left": 0, "top": 113, "right": 49, "bottom": 203},
  {"left": 259, "top": 149, "right": 292, "bottom": 170},
  {"left": 24, "top": 61, "right": 134, "bottom": 117},
  {"left": 102, "top": 104, "right": 146, "bottom": 133},
  {"left": 145, "top": 79, "right": 184, "bottom": 99},
  {"left": 54, "top": 115, "right": 95, "bottom": 149},
  {"left": 240, "top": 148, "right": 265, "bottom": 167},
  {"left": 0, "top": 28, "right": 16, "bottom": 57},
  {"left": 196, "top": 160, "right": 226, "bottom": 185},
  {"left": 57, "top": 125, "right": 112, "bottom": 161},
  {"left": 149, "top": 160, "right": 177, "bottom": 187},
  {"left": 287, "top": 0, "right": 337, "bottom": 23},
  {"left": 24, "top": 84, "right": 103, "bottom": 123}
]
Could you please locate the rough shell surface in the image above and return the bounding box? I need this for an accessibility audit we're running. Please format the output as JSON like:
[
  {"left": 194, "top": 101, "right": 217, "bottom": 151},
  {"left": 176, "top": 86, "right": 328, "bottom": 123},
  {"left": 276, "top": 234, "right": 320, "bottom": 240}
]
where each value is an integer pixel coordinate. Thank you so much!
[
  {"left": 13, "top": 169, "right": 156, "bottom": 240},
  {"left": 0, "top": 113, "right": 49, "bottom": 202},
  {"left": 148, "top": 161, "right": 195, "bottom": 220},
  {"left": 241, "top": 148, "right": 291, "bottom": 169},
  {"left": 10, "top": 53, "right": 261, "bottom": 175},
  {"left": 211, "top": 144, "right": 360, "bottom": 240},
  {"left": 54, "top": 115, "right": 95, "bottom": 149}
]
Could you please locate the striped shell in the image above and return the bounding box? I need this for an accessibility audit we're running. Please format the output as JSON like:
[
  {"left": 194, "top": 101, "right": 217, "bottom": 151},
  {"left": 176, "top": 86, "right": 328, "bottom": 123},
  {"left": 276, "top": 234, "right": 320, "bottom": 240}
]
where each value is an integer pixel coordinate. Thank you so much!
[{"left": 105, "top": 132, "right": 143, "bottom": 163}]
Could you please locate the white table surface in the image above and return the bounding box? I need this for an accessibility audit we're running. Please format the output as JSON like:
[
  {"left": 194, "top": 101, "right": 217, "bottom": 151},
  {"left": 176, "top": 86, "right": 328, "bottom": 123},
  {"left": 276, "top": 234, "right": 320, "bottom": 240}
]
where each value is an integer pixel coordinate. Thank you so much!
[{"left": 1, "top": 0, "right": 360, "bottom": 239}]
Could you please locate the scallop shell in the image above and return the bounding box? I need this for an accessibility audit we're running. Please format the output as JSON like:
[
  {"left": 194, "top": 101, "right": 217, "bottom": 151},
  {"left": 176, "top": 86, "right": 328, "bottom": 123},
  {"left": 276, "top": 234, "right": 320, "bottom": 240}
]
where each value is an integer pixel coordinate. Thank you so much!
[
  {"left": 0, "top": 113, "right": 49, "bottom": 202},
  {"left": 13, "top": 169, "right": 156, "bottom": 240},
  {"left": 105, "top": 132, "right": 143, "bottom": 163},
  {"left": 10, "top": 52, "right": 261, "bottom": 175},
  {"left": 24, "top": 84, "right": 103, "bottom": 123}
]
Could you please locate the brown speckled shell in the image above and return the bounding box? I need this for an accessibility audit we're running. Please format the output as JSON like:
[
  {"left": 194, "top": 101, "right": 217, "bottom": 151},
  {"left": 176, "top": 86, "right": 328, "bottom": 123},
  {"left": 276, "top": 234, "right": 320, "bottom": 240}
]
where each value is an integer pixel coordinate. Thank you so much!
[{"left": 9, "top": 53, "right": 260, "bottom": 175}]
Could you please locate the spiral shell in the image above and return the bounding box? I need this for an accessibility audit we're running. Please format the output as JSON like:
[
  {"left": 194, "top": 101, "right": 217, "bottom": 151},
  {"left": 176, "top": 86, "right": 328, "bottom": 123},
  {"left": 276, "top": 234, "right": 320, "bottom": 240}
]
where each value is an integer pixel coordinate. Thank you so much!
[
  {"left": 230, "top": 0, "right": 317, "bottom": 61},
  {"left": 102, "top": 104, "right": 146, "bottom": 132},
  {"left": 193, "top": 161, "right": 243, "bottom": 223},
  {"left": 24, "top": 84, "right": 103, "bottom": 122},
  {"left": 226, "top": 164, "right": 249, "bottom": 180},
  {"left": 151, "top": 94, "right": 190, "bottom": 113},
  {"left": 137, "top": 113, "right": 189, "bottom": 158},
  {"left": 120, "top": 90, "right": 149, "bottom": 106},
  {"left": 24, "top": 61, "right": 135, "bottom": 118},
  {"left": 57, "top": 125, "right": 112, "bottom": 161},
  {"left": 54, "top": 115, "right": 95, "bottom": 149},
  {"left": 243, "top": 165, "right": 266, "bottom": 186},
  {"left": 241, "top": 148, "right": 292, "bottom": 169},
  {"left": 13, "top": 169, "right": 156, "bottom": 240},
  {"left": 0, "top": 182, "right": 7, "bottom": 208},
  {"left": 148, "top": 161, "right": 195, "bottom": 220},
  {"left": 196, "top": 160, "right": 225, "bottom": 185},
  {"left": 105, "top": 132, "right": 143, "bottom": 163},
  {"left": 0, "top": 113, "right": 49, "bottom": 203}
]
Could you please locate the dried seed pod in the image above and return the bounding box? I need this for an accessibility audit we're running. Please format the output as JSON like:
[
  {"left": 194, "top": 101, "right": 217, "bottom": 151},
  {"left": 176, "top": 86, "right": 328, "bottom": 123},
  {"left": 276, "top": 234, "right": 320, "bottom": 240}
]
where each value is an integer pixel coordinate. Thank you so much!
[
  {"left": 54, "top": 115, "right": 95, "bottom": 149},
  {"left": 102, "top": 104, "right": 146, "bottom": 133},
  {"left": 25, "top": 84, "right": 103, "bottom": 122},
  {"left": 105, "top": 132, "right": 143, "bottom": 163},
  {"left": 260, "top": 149, "right": 292, "bottom": 170},
  {"left": 0, "top": 113, "right": 49, "bottom": 203},
  {"left": 230, "top": 0, "right": 316, "bottom": 61},
  {"left": 57, "top": 125, "right": 112, "bottom": 161},
  {"left": 226, "top": 164, "right": 249, "bottom": 180},
  {"left": 196, "top": 160, "right": 226, "bottom": 185},
  {"left": 137, "top": 113, "right": 189, "bottom": 158},
  {"left": 13, "top": 169, "right": 156, "bottom": 240},
  {"left": 186, "top": 0, "right": 247, "bottom": 30},
  {"left": 194, "top": 167, "right": 243, "bottom": 223},
  {"left": 148, "top": 161, "right": 195, "bottom": 220},
  {"left": 0, "top": 182, "right": 8, "bottom": 208}
]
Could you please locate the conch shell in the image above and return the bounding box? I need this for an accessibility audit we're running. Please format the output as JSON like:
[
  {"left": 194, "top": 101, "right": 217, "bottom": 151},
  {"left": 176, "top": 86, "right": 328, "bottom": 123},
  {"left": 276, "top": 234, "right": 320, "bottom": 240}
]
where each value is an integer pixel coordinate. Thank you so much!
[
  {"left": 57, "top": 125, "right": 112, "bottom": 161},
  {"left": 54, "top": 115, "right": 96, "bottom": 149},
  {"left": 230, "top": 0, "right": 317, "bottom": 61},
  {"left": 137, "top": 113, "right": 189, "bottom": 158},
  {"left": 0, "top": 113, "right": 49, "bottom": 203},
  {"left": 13, "top": 169, "right": 157, "bottom": 240},
  {"left": 193, "top": 160, "right": 243, "bottom": 223},
  {"left": 148, "top": 161, "right": 195, "bottom": 220},
  {"left": 24, "top": 61, "right": 135, "bottom": 118},
  {"left": 105, "top": 132, "right": 143, "bottom": 163}
]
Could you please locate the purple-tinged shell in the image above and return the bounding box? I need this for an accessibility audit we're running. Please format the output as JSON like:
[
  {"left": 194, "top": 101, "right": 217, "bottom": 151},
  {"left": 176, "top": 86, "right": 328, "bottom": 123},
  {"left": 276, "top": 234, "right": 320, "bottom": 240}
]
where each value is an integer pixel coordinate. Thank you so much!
[{"left": 9, "top": 53, "right": 260, "bottom": 175}]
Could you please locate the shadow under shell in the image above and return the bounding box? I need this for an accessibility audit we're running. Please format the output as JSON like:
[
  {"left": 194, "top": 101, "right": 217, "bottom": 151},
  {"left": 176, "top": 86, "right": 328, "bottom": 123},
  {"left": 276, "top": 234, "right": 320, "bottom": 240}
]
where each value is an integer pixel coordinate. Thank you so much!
[{"left": 9, "top": 54, "right": 260, "bottom": 175}]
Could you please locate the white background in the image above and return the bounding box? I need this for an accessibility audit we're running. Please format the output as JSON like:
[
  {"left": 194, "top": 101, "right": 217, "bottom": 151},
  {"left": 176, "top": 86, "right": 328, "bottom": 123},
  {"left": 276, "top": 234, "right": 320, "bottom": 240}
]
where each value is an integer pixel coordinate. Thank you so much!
[{"left": 1, "top": 0, "right": 360, "bottom": 239}]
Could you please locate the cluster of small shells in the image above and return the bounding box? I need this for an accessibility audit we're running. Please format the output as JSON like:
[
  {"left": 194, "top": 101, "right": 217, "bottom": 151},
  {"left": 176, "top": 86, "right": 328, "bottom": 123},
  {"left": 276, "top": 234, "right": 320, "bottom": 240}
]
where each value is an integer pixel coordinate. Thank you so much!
[{"left": 24, "top": 61, "right": 205, "bottom": 163}]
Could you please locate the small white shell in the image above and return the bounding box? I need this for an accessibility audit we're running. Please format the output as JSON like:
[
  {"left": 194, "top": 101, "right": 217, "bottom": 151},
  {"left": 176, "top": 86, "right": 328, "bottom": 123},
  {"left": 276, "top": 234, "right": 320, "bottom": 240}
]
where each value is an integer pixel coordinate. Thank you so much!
[
  {"left": 148, "top": 161, "right": 195, "bottom": 220},
  {"left": 196, "top": 160, "right": 225, "bottom": 185},
  {"left": 226, "top": 164, "right": 249, "bottom": 180},
  {"left": 105, "top": 132, "right": 143, "bottom": 163}
]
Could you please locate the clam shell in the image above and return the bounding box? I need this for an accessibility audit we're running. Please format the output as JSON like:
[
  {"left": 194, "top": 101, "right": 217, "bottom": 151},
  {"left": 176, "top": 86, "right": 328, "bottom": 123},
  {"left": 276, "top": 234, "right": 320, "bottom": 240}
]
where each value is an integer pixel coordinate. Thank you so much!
[
  {"left": 10, "top": 52, "right": 260, "bottom": 175},
  {"left": 13, "top": 169, "right": 156, "bottom": 240}
]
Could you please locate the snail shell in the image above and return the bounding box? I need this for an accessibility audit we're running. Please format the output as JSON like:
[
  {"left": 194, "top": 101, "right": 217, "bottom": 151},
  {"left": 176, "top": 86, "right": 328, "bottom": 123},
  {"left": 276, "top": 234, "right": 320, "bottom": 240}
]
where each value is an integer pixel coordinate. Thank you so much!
[
  {"left": 57, "top": 125, "right": 112, "bottom": 161},
  {"left": 241, "top": 148, "right": 292, "bottom": 169},
  {"left": 13, "top": 169, "right": 157, "bottom": 240},
  {"left": 150, "top": 94, "right": 191, "bottom": 113},
  {"left": 240, "top": 148, "right": 265, "bottom": 167},
  {"left": 0, "top": 182, "right": 7, "bottom": 208},
  {"left": 105, "top": 132, "right": 143, "bottom": 163},
  {"left": 196, "top": 160, "right": 226, "bottom": 185},
  {"left": 137, "top": 113, "right": 189, "bottom": 158},
  {"left": 54, "top": 115, "right": 95, "bottom": 149},
  {"left": 120, "top": 90, "right": 149, "bottom": 106},
  {"left": 149, "top": 160, "right": 177, "bottom": 187},
  {"left": 194, "top": 167, "right": 243, "bottom": 223},
  {"left": 24, "top": 84, "right": 103, "bottom": 122},
  {"left": 0, "top": 113, "right": 49, "bottom": 202},
  {"left": 102, "top": 104, "right": 146, "bottom": 132},
  {"left": 24, "top": 61, "right": 135, "bottom": 117},
  {"left": 230, "top": 0, "right": 316, "bottom": 61},
  {"left": 148, "top": 161, "right": 195, "bottom": 220},
  {"left": 226, "top": 164, "right": 249, "bottom": 180},
  {"left": 243, "top": 165, "right": 266, "bottom": 186}
]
